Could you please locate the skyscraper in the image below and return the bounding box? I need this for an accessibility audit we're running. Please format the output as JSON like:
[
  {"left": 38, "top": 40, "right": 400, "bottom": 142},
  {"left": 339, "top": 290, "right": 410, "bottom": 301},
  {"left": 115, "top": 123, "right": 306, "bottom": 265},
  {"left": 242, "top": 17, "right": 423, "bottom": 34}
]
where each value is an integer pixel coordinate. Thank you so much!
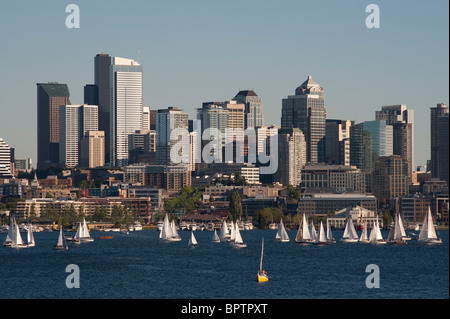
[
  {"left": 350, "top": 120, "right": 393, "bottom": 172},
  {"left": 437, "top": 113, "right": 449, "bottom": 184},
  {"left": 281, "top": 76, "right": 326, "bottom": 163},
  {"left": 0, "top": 138, "right": 12, "bottom": 177},
  {"left": 232, "top": 90, "right": 264, "bottom": 129},
  {"left": 373, "top": 155, "right": 409, "bottom": 204},
  {"left": 94, "top": 53, "right": 112, "bottom": 164},
  {"left": 36, "top": 82, "right": 71, "bottom": 169},
  {"left": 197, "top": 102, "right": 229, "bottom": 148},
  {"left": 156, "top": 107, "right": 189, "bottom": 166},
  {"left": 430, "top": 103, "right": 449, "bottom": 179},
  {"left": 325, "top": 119, "right": 353, "bottom": 165},
  {"left": 80, "top": 131, "right": 105, "bottom": 168},
  {"left": 110, "top": 57, "right": 143, "bottom": 167},
  {"left": 59, "top": 104, "right": 98, "bottom": 167},
  {"left": 375, "top": 104, "right": 414, "bottom": 175},
  {"left": 275, "top": 128, "right": 306, "bottom": 187}
]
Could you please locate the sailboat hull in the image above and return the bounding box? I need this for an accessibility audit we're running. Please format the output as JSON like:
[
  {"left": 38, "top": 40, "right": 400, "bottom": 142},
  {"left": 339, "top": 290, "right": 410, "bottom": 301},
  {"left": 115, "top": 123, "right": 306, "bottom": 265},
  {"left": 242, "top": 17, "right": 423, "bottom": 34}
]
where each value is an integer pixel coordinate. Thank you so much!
[
  {"left": 418, "top": 239, "right": 442, "bottom": 245},
  {"left": 257, "top": 274, "right": 268, "bottom": 282},
  {"left": 274, "top": 238, "right": 289, "bottom": 243},
  {"left": 340, "top": 238, "right": 358, "bottom": 243},
  {"left": 370, "top": 240, "right": 387, "bottom": 245}
]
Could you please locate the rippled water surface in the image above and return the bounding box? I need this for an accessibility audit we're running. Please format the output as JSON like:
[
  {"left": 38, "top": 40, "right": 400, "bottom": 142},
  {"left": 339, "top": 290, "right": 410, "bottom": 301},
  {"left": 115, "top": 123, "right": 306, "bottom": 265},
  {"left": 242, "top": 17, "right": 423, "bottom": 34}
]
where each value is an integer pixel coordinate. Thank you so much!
[{"left": 0, "top": 229, "right": 448, "bottom": 299}]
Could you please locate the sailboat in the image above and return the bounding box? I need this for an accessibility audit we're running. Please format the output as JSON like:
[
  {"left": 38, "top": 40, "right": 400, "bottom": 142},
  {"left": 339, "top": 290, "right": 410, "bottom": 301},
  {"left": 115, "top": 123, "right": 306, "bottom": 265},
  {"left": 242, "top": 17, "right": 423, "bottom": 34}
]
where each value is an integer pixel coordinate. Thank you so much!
[
  {"left": 229, "top": 221, "right": 236, "bottom": 242},
  {"left": 340, "top": 217, "right": 359, "bottom": 243},
  {"left": 387, "top": 213, "right": 407, "bottom": 245},
  {"left": 211, "top": 229, "right": 220, "bottom": 243},
  {"left": 10, "top": 219, "right": 27, "bottom": 249},
  {"left": 418, "top": 207, "right": 442, "bottom": 245},
  {"left": 274, "top": 219, "right": 289, "bottom": 242},
  {"left": 313, "top": 221, "right": 330, "bottom": 245},
  {"left": 231, "top": 222, "right": 247, "bottom": 248},
  {"left": 159, "top": 214, "right": 181, "bottom": 242},
  {"left": 219, "top": 220, "right": 228, "bottom": 242},
  {"left": 26, "top": 223, "right": 36, "bottom": 247},
  {"left": 295, "top": 214, "right": 314, "bottom": 244},
  {"left": 3, "top": 216, "right": 16, "bottom": 247},
  {"left": 359, "top": 223, "right": 370, "bottom": 243},
  {"left": 188, "top": 231, "right": 198, "bottom": 247},
  {"left": 171, "top": 220, "right": 181, "bottom": 241},
  {"left": 369, "top": 218, "right": 386, "bottom": 245},
  {"left": 73, "top": 218, "right": 94, "bottom": 243},
  {"left": 257, "top": 237, "right": 268, "bottom": 282},
  {"left": 54, "top": 226, "right": 68, "bottom": 250},
  {"left": 326, "top": 219, "right": 336, "bottom": 243}
]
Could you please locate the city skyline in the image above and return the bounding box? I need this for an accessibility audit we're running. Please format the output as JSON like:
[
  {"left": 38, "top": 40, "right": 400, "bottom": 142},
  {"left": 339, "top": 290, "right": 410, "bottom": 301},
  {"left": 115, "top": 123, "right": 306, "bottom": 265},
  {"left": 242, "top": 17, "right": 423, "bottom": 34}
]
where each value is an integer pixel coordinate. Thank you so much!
[{"left": 0, "top": 0, "right": 448, "bottom": 168}]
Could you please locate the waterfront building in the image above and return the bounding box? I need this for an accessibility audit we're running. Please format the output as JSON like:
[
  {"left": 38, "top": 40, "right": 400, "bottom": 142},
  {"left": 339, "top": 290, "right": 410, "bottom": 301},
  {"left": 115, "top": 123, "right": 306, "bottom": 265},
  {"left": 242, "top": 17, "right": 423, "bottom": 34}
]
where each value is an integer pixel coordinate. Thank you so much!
[
  {"left": 36, "top": 82, "right": 71, "bottom": 168},
  {"left": 297, "top": 193, "right": 377, "bottom": 216},
  {"left": 281, "top": 76, "right": 326, "bottom": 163},
  {"left": 301, "top": 164, "right": 370, "bottom": 194},
  {"left": 327, "top": 205, "right": 382, "bottom": 229},
  {"left": 110, "top": 57, "right": 144, "bottom": 167}
]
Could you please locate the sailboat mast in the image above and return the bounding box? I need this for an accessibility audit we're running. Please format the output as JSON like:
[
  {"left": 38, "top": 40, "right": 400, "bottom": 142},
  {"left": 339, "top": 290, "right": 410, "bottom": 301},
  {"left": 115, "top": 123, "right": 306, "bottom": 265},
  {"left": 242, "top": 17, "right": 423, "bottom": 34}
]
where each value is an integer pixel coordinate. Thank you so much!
[{"left": 259, "top": 238, "right": 264, "bottom": 273}]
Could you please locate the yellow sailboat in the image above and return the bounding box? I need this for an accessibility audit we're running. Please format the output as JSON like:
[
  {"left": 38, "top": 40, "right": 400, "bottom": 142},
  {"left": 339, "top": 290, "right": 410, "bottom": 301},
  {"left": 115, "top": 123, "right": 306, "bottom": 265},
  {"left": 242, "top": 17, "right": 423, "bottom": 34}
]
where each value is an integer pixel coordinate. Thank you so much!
[{"left": 257, "top": 237, "right": 269, "bottom": 282}]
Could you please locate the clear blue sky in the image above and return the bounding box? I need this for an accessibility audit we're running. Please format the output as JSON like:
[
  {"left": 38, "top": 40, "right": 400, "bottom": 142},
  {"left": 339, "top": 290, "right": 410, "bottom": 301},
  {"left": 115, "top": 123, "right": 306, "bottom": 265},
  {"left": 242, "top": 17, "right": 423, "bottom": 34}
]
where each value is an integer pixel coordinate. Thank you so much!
[{"left": 0, "top": 0, "right": 448, "bottom": 168}]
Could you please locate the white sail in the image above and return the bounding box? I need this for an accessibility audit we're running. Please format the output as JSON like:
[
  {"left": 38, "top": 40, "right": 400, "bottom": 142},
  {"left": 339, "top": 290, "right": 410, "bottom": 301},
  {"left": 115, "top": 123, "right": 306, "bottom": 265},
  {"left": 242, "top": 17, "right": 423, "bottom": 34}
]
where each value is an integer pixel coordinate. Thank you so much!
[
  {"left": 342, "top": 217, "right": 358, "bottom": 242},
  {"left": 73, "top": 222, "right": 82, "bottom": 240},
  {"left": 230, "top": 221, "right": 236, "bottom": 242},
  {"left": 375, "top": 219, "right": 384, "bottom": 240},
  {"left": 188, "top": 231, "right": 198, "bottom": 246},
  {"left": 219, "top": 220, "right": 228, "bottom": 242},
  {"left": 82, "top": 219, "right": 91, "bottom": 238},
  {"left": 398, "top": 214, "right": 407, "bottom": 237},
  {"left": 315, "top": 221, "right": 327, "bottom": 243},
  {"left": 4, "top": 216, "right": 15, "bottom": 245},
  {"left": 171, "top": 220, "right": 180, "bottom": 238},
  {"left": 212, "top": 229, "right": 220, "bottom": 242},
  {"left": 275, "top": 219, "right": 289, "bottom": 242},
  {"left": 160, "top": 214, "right": 173, "bottom": 239},
  {"left": 326, "top": 219, "right": 334, "bottom": 241},
  {"left": 359, "top": 224, "right": 369, "bottom": 242},
  {"left": 309, "top": 221, "right": 317, "bottom": 241},
  {"left": 426, "top": 208, "right": 438, "bottom": 240},
  {"left": 13, "top": 222, "right": 24, "bottom": 246},
  {"left": 234, "top": 223, "right": 244, "bottom": 244},
  {"left": 58, "top": 227, "right": 64, "bottom": 247},
  {"left": 27, "top": 224, "right": 35, "bottom": 246}
]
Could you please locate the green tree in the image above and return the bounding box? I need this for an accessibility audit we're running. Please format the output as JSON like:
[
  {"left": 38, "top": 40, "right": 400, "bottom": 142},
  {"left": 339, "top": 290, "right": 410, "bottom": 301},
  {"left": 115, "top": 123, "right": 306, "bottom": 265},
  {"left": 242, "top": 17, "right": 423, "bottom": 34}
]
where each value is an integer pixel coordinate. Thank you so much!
[{"left": 228, "top": 191, "right": 243, "bottom": 222}]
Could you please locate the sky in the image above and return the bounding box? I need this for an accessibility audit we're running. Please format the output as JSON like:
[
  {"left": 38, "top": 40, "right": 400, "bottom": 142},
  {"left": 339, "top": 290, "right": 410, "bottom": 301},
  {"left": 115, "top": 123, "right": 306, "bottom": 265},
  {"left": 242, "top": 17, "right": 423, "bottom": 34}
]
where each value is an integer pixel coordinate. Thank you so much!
[{"left": 0, "top": 0, "right": 448, "bottom": 168}]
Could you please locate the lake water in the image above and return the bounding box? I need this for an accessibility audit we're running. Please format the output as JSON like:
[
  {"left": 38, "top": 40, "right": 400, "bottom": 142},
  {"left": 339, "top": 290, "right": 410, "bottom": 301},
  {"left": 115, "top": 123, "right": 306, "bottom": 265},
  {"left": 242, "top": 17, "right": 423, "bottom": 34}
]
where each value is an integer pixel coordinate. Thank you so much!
[{"left": 0, "top": 229, "right": 448, "bottom": 299}]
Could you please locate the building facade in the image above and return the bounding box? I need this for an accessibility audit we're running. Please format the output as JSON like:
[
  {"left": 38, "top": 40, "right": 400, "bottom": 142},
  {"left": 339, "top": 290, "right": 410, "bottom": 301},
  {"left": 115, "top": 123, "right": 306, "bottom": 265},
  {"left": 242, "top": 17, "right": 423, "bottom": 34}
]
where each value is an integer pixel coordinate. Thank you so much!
[
  {"left": 430, "top": 103, "right": 449, "bottom": 179},
  {"left": 275, "top": 128, "right": 306, "bottom": 187}
]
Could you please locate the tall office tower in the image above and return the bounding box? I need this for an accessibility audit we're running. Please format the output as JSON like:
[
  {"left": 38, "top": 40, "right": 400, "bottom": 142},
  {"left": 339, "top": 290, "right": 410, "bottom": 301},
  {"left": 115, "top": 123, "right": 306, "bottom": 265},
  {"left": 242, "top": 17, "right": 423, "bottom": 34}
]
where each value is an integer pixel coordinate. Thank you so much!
[
  {"left": 373, "top": 155, "right": 409, "bottom": 204},
  {"left": 189, "top": 131, "right": 198, "bottom": 171},
  {"left": 197, "top": 102, "right": 229, "bottom": 148},
  {"left": 36, "top": 82, "right": 71, "bottom": 169},
  {"left": 59, "top": 105, "right": 98, "bottom": 167},
  {"left": 94, "top": 53, "right": 111, "bottom": 163},
  {"left": 325, "top": 119, "right": 353, "bottom": 165},
  {"left": 94, "top": 53, "right": 112, "bottom": 164},
  {"left": 0, "top": 138, "right": 12, "bottom": 177},
  {"left": 275, "top": 128, "right": 306, "bottom": 187},
  {"left": 156, "top": 107, "right": 189, "bottom": 166},
  {"left": 281, "top": 76, "right": 326, "bottom": 164},
  {"left": 376, "top": 104, "right": 414, "bottom": 174},
  {"left": 392, "top": 122, "right": 413, "bottom": 177},
  {"left": 232, "top": 90, "right": 264, "bottom": 129},
  {"left": 430, "top": 103, "right": 449, "bottom": 179},
  {"left": 84, "top": 84, "right": 99, "bottom": 105},
  {"left": 437, "top": 113, "right": 449, "bottom": 184},
  {"left": 143, "top": 107, "right": 151, "bottom": 130},
  {"left": 350, "top": 121, "right": 393, "bottom": 172},
  {"left": 110, "top": 57, "right": 143, "bottom": 167},
  {"left": 80, "top": 131, "right": 105, "bottom": 168}
]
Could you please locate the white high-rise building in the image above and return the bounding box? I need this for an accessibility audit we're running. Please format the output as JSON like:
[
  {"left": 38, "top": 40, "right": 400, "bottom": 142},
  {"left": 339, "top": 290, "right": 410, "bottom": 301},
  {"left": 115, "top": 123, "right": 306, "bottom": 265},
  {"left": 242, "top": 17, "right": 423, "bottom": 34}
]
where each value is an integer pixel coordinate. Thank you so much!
[
  {"left": 0, "top": 138, "right": 12, "bottom": 177},
  {"left": 143, "top": 106, "right": 151, "bottom": 130},
  {"left": 110, "top": 57, "right": 143, "bottom": 167},
  {"left": 275, "top": 128, "right": 306, "bottom": 187},
  {"left": 59, "top": 104, "right": 98, "bottom": 167}
]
